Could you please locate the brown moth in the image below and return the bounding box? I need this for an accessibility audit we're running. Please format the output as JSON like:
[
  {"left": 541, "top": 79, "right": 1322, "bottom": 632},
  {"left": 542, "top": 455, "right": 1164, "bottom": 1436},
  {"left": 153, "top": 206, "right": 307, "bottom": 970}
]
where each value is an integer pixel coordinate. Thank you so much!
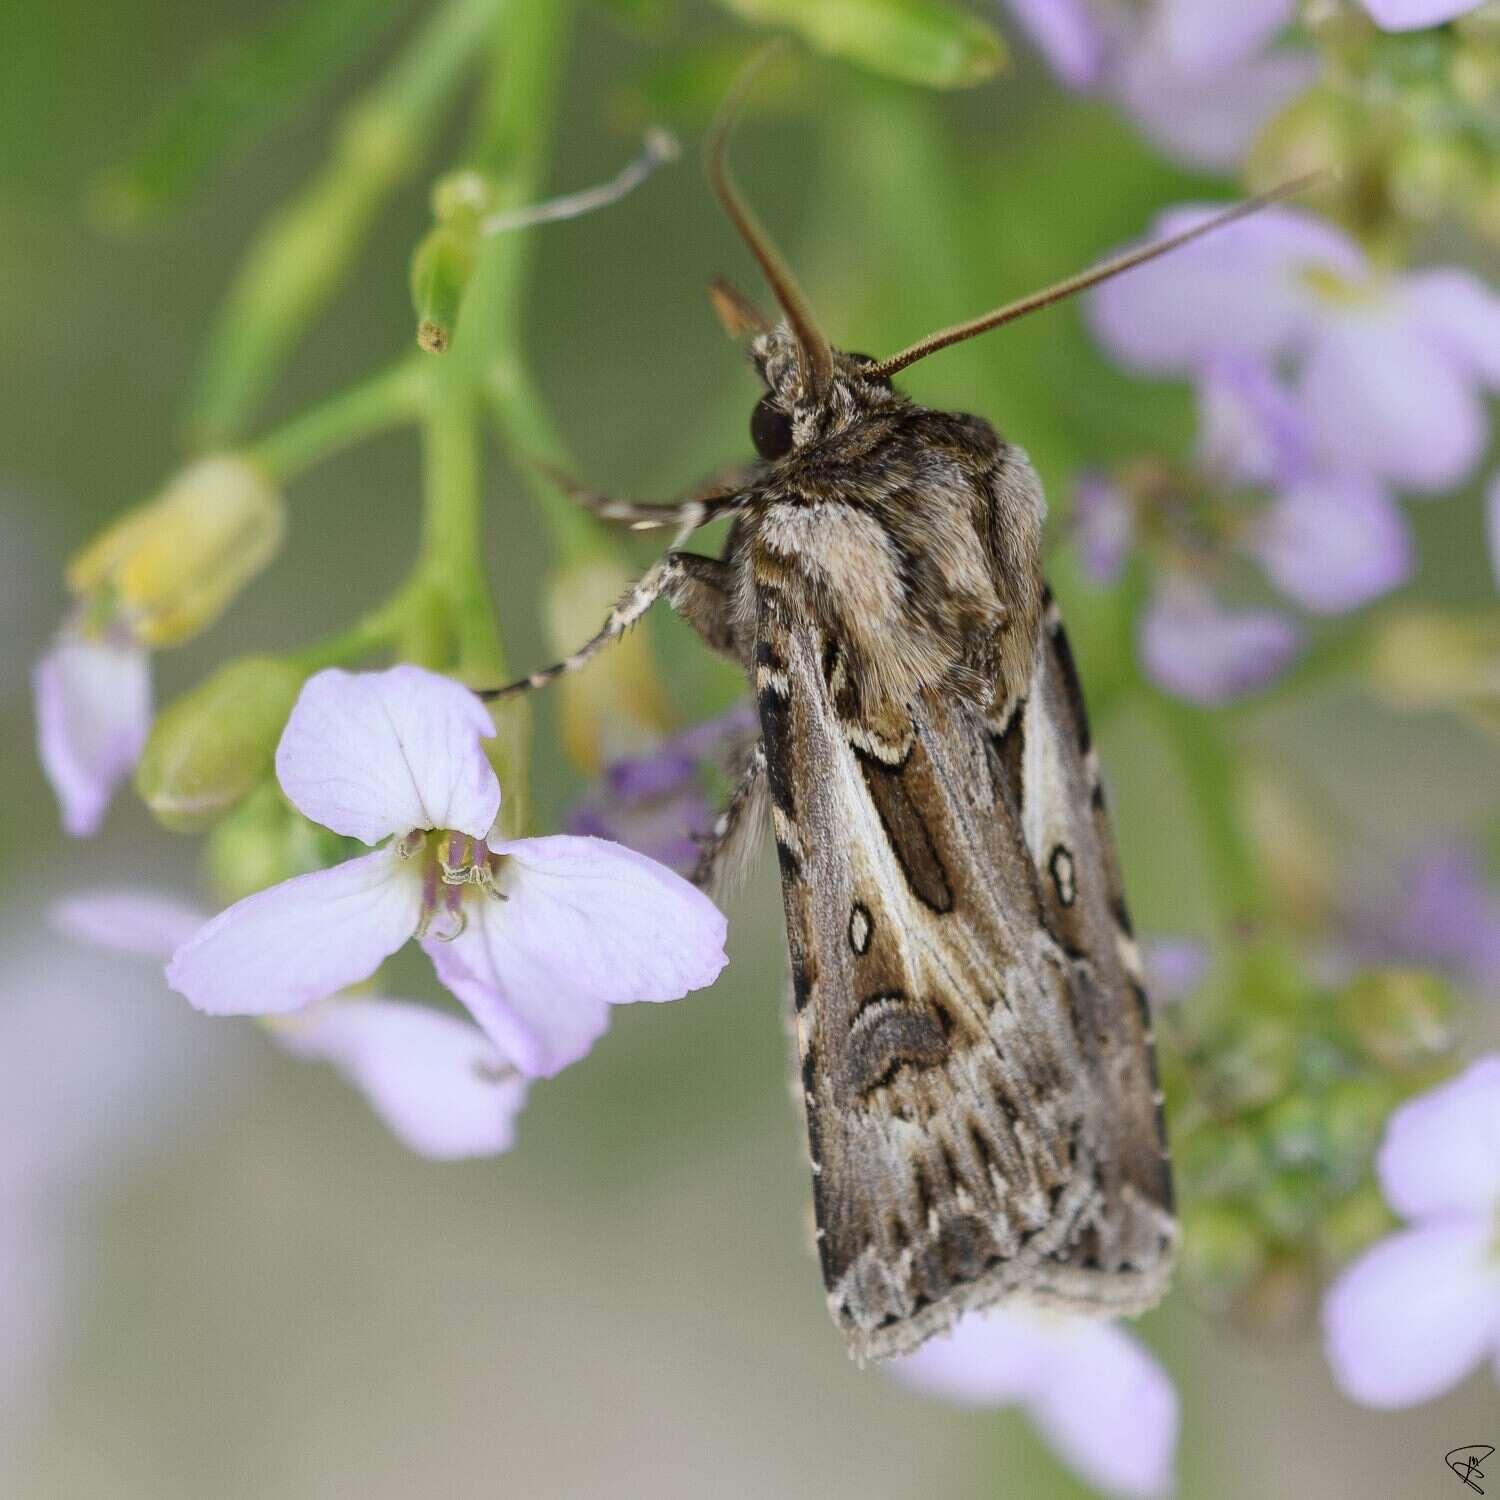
[{"left": 488, "top": 82, "right": 1312, "bottom": 1362}]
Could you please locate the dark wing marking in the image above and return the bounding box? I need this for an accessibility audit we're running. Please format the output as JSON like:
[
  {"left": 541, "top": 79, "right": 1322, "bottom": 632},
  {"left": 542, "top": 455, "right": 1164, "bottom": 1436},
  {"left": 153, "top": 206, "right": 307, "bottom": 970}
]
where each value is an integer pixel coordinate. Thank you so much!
[{"left": 759, "top": 598, "right": 1174, "bottom": 1364}]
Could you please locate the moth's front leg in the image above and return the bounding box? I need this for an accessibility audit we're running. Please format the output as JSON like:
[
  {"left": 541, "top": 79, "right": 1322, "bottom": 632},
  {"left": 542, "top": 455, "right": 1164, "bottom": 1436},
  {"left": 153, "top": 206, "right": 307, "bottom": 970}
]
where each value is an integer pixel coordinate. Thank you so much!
[
  {"left": 481, "top": 551, "right": 740, "bottom": 702},
  {"left": 692, "top": 739, "right": 766, "bottom": 893}
]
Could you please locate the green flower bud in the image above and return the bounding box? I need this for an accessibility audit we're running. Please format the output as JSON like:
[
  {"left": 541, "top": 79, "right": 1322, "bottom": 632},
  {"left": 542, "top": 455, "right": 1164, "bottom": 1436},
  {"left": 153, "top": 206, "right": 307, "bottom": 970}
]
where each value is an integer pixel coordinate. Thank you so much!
[
  {"left": 136, "top": 656, "right": 305, "bottom": 832},
  {"left": 1263, "top": 1095, "right": 1325, "bottom": 1171},
  {"left": 1389, "top": 133, "right": 1484, "bottom": 224},
  {"left": 1366, "top": 608, "right": 1500, "bottom": 735},
  {"left": 1322, "top": 1078, "right": 1395, "bottom": 1186},
  {"left": 1317, "top": 1183, "right": 1396, "bottom": 1264},
  {"left": 717, "top": 0, "right": 1007, "bottom": 90},
  {"left": 411, "top": 221, "right": 478, "bottom": 354},
  {"left": 206, "top": 782, "right": 351, "bottom": 904},
  {"left": 1254, "top": 1167, "right": 1325, "bottom": 1241},
  {"left": 1203, "top": 1016, "right": 1295, "bottom": 1116},
  {"left": 1178, "top": 1121, "right": 1264, "bottom": 1200},
  {"left": 1339, "top": 968, "right": 1455, "bottom": 1071}
]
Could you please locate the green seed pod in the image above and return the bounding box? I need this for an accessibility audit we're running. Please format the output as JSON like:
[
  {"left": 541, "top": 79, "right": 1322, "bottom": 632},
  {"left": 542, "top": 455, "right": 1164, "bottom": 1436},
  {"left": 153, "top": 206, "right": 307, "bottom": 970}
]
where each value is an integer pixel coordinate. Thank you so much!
[{"left": 136, "top": 656, "right": 305, "bottom": 832}]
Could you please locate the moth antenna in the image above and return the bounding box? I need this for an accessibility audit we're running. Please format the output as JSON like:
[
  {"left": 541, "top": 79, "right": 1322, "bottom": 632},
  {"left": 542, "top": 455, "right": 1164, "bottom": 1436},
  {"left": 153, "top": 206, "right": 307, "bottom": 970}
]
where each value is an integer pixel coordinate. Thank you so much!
[
  {"left": 706, "top": 45, "right": 836, "bottom": 402},
  {"left": 870, "top": 171, "right": 1334, "bottom": 379},
  {"left": 708, "top": 275, "right": 771, "bottom": 337}
]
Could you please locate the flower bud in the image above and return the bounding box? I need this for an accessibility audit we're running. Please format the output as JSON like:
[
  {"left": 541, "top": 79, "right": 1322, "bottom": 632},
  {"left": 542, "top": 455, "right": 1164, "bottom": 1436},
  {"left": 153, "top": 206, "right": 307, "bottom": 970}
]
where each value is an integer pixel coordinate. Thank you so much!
[
  {"left": 718, "top": 0, "right": 1007, "bottom": 88},
  {"left": 545, "top": 553, "right": 673, "bottom": 774},
  {"left": 136, "top": 656, "right": 305, "bottom": 831},
  {"left": 1338, "top": 968, "right": 1455, "bottom": 1071},
  {"left": 206, "top": 781, "right": 349, "bottom": 904},
  {"left": 1177, "top": 1121, "right": 1263, "bottom": 1200},
  {"left": 68, "top": 454, "right": 285, "bottom": 647},
  {"left": 1316, "top": 1183, "right": 1395, "bottom": 1264}
]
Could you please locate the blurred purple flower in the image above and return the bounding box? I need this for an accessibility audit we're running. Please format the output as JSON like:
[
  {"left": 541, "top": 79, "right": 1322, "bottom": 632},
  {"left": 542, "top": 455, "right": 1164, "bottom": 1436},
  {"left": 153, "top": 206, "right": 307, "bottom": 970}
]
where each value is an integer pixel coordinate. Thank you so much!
[
  {"left": 888, "top": 1306, "right": 1178, "bottom": 1497},
  {"left": 55, "top": 889, "right": 529, "bottom": 1161},
  {"left": 1345, "top": 843, "right": 1500, "bottom": 996},
  {"left": 1360, "top": 0, "right": 1485, "bottom": 28},
  {"left": 1323, "top": 1055, "right": 1500, "bottom": 1408},
  {"left": 0, "top": 926, "right": 219, "bottom": 1429},
  {"left": 164, "top": 665, "right": 728, "bottom": 1078},
  {"left": 569, "top": 702, "right": 759, "bottom": 876},
  {"left": 1251, "top": 475, "right": 1412, "bottom": 615},
  {"left": 1089, "top": 208, "right": 1500, "bottom": 495},
  {"left": 32, "top": 634, "right": 151, "bottom": 837},
  {"left": 1197, "top": 353, "right": 1414, "bottom": 614},
  {"left": 1143, "top": 936, "right": 1212, "bottom": 1005},
  {"left": 1139, "top": 580, "right": 1302, "bottom": 704},
  {"left": 1197, "top": 351, "right": 1311, "bottom": 489},
  {"left": 1001, "top": 0, "right": 1313, "bottom": 170},
  {"left": 1071, "top": 472, "right": 1136, "bottom": 586}
]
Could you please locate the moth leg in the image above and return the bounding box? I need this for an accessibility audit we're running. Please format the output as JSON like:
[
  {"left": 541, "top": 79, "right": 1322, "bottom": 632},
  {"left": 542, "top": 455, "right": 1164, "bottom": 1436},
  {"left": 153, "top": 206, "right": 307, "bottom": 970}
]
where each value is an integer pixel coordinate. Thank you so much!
[
  {"left": 537, "top": 461, "right": 752, "bottom": 533},
  {"left": 481, "top": 549, "right": 738, "bottom": 702},
  {"left": 692, "top": 739, "right": 767, "bottom": 893}
]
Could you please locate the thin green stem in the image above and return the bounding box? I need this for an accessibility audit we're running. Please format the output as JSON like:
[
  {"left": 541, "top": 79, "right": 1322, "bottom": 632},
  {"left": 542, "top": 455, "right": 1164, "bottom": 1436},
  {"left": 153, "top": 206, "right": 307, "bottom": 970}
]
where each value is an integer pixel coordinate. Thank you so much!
[{"left": 252, "top": 356, "right": 426, "bottom": 482}]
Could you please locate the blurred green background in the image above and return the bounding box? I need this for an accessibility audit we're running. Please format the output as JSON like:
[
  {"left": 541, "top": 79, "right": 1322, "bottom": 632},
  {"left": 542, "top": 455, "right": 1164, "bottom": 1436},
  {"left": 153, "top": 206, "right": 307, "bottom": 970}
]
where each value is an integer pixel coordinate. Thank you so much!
[{"left": 4, "top": 1, "right": 1498, "bottom": 1495}]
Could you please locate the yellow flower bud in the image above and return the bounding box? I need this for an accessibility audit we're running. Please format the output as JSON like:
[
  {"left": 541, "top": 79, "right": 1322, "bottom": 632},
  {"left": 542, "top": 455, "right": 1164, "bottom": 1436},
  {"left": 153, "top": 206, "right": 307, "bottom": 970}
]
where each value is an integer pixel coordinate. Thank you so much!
[
  {"left": 135, "top": 656, "right": 305, "bottom": 832},
  {"left": 545, "top": 553, "right": 673, "bottom": 775},
  {"left": 68, "top": 454, "right": 285, "bottom": 647}
]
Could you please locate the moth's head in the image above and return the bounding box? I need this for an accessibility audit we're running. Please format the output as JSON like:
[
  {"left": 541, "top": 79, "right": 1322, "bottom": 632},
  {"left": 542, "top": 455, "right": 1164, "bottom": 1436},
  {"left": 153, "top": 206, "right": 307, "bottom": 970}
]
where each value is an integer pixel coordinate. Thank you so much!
[{"left": 743, "top": 322, "right": 905, "bottom": 461}]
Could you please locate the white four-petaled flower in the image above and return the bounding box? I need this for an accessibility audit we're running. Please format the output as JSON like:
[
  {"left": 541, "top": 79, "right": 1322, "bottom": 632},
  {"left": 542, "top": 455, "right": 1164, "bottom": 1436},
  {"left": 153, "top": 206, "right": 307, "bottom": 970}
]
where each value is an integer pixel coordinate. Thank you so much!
[
  {"left": 165, "top": 665, "right": 729, "bottom": 1079},
  {"left": 1323, "top": 1055, "right": 1500, "bottom": 1408}
]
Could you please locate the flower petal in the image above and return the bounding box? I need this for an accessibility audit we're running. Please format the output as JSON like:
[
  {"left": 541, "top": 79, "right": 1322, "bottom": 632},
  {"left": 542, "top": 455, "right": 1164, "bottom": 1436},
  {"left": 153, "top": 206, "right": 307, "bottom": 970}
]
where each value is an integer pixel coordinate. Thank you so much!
[
  {"left": 274, "top": 665, "right": 500, "bottom": 844},
  {"left": 1253, "top": 475, "right": 1412, "bottom": 614},
  {"left": 1301, "top": 306, "right": 1487, "bottom": 493},
  {"left": 1114, "top": 39, "right": 1315, "bottom": 174},
  {"left": 53, "top": 888, "right": 206, "bottom": 960},
  {"left": 33, "top": 638, "right": 151, "bottom": 837},
  {"left": 888, "top": 1311, "right": 1178, "bottom": 1499},
  {"left": 1000, "top": 0, "right": 1109, "bottom": 88},
  {"left": 1139, "top": 582, "right": 1301, "bottom": 705},
  {"left": 1197, "top": 352, "right": 1311, "bottom": 488},
  {"left": 1029, "top": 1321, "right": 1179, "bottom": 1499},
  {"left": 1145, "top": 0, "right": 1296, "bottom": 75},
  {"left": 1404, "top": 268, "right": 1500, "bottom": 389},
  {"left": 1323, "top": 1219, "right": 1500, "bottom": 1408},
  {"left": 1087, "top": 205, "right": 1363, "bottom": 374},
  {"left": 1377, "top": 1055, "right": 1500, "bottom": 1220},
  {"left": 1359, "top": 0, "right": 1483, "bottom": 29},
  {"left": 425, "top": 835, "right": 728, "bottom": 1077},
  {"left": 1071, "top": 473, "right": 1135, "bottom": 586},
  {"left": 272, "top": 998, "right": 527, "bottom": 1160},
  {"left": 885, "top": 1306, "right": 1052, "bottom": 1405},
  {"left": 166, "top": 851, "right": 421, "bottom": 1015}
]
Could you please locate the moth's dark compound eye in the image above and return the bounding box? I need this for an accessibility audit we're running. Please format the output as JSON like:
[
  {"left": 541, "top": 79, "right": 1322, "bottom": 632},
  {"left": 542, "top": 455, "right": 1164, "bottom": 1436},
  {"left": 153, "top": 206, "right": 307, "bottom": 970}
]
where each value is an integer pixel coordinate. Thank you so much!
[{"left": 751, "top": 396, "right": 794, "bottom": 461}]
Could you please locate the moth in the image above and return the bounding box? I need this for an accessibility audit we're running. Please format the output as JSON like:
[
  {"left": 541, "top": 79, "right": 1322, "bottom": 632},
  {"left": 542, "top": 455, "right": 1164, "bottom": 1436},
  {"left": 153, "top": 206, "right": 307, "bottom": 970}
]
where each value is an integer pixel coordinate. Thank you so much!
[{"left": 488, "top": 86, "right": 1300, "bottom": 1362}]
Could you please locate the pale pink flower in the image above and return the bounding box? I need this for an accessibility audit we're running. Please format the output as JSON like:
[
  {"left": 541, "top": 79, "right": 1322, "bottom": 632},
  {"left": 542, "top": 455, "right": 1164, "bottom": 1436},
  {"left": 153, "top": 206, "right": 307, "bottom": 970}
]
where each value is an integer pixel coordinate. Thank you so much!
[
  {"left": 56, "top": 887, "right": 528, "bottom": 1161},
  {"left": 164, "top": 665, "right": 728, "bottom": 1078},
  {"left": 1323, "top": 1055, "right": 1500, "bottom": 1408},
  {"left": 1139, "top": 579, "right": 1302, "bottom": 704},
  {"left": 1360, "top": 0, "right": 1485, "bottom": 28},
  {"left": 32, "top": 635, "right": 151, "bottom": 836},
  {"left": 1089, "top": 207, "right": 1500, "bottom": 496},
  {"left": 1000, "top": 0, "right": 1313, "bottom": 170},
  {"left": 888, "top": 1306, "right": 1178, "bottom": 1498}
]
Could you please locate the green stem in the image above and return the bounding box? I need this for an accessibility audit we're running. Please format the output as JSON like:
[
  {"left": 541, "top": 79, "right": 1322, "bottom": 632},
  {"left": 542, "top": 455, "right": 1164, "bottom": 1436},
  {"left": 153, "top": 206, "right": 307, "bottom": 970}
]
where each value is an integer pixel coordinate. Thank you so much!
[
  {"left": 288, "top": 572, "right": 431, "bottom": 671},
  {"left": 188, "top": 0, "right": 500, "bottom": 442},
  {"left": 252, "top": 356, "right": 426, "bottom": 482}
]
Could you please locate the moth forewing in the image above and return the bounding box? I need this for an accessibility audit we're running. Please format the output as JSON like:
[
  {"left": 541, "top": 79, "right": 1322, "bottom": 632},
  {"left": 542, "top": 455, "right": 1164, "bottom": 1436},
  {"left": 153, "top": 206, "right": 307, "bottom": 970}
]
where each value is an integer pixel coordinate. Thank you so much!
[{"left": 747, "top": 408, "right": 1173, "bottom": 1360}]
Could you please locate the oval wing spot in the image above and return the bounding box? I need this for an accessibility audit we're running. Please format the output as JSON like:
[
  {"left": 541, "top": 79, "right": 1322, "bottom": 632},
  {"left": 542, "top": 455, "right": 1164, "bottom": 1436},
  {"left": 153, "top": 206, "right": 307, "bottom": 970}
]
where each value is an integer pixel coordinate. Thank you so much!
[
  {"left": 848, "top": 902, "right": 872, "bottom": 955},
  {"left": 1049, "top": 844, "right": 1077, "bottom": 907}
]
